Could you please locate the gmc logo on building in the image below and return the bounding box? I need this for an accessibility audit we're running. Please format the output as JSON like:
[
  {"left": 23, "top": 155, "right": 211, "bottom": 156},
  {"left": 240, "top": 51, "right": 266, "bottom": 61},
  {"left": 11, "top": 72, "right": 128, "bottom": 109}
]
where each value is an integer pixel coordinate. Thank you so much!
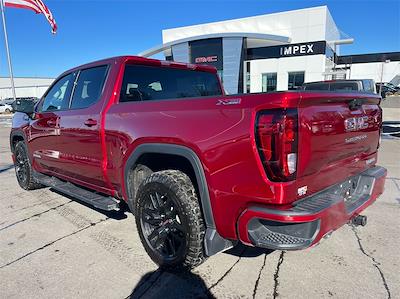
[
  {"left": 280, "top": 44, "right": 314, "bottom": 56},
  {"left": 195, "top": 56, "right": 218, "bottom": 63}
]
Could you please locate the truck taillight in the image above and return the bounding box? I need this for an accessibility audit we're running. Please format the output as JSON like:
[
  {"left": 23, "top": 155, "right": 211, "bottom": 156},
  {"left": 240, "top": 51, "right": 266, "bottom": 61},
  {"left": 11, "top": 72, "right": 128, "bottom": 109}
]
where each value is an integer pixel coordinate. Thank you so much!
[{"left": 255, "top": 109, "right": 298, "bottom": 182}]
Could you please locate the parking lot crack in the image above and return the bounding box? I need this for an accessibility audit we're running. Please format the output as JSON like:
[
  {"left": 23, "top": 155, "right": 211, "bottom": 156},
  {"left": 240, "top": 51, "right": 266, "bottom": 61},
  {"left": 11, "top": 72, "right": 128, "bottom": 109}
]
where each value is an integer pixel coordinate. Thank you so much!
[
  {"left": 207, "top": 247, "right": 247, "bottom": 292},
  {"left": 0, "top": 201, "right": 73, "bottom": 232},
  {"left": 252, "top": 253, "right": 267, "bottom": 298},
  {"left": 5, "top": 199, "right": 56, "bottom": 215},
  {"left": 0, "top": 217, "right": 109, "bottom": 270},
  {"left": 273, "top": 251, "right": 285, "bottom": 299},
  {"left": 351, "top": 225, "right": 391, "bottom": 299}
]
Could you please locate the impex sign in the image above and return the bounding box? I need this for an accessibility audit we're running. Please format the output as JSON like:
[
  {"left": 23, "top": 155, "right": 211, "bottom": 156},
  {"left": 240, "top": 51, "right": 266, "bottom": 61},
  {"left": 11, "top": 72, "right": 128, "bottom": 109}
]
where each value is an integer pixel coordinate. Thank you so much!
[{"left": 247, "top": 41, "right": 327, "bottom": 60}]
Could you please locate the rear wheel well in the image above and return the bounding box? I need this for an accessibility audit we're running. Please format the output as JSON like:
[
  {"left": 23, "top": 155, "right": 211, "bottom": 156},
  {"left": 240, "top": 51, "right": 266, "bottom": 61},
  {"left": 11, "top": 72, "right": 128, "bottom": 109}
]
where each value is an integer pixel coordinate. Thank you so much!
[
  {"left": 127, "top": 153, "right": 199, "bottom": 211},
  {"left": 11, "top": 135, "right": 24, "bottom": 153}
]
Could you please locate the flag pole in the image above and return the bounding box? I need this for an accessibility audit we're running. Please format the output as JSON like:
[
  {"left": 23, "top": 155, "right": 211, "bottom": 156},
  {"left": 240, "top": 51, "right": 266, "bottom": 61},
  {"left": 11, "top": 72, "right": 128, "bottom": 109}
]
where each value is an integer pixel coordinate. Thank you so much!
[{"left": 0, "top": 0, "right": 17, "bottom": 102}]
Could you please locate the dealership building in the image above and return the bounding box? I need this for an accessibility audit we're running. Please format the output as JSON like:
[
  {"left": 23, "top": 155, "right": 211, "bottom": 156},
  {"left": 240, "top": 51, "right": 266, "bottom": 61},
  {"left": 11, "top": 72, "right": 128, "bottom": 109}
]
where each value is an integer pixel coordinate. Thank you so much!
[
  {"left": 0, "top": 77, "right": 54, "bottom": 101},
  {"left": 139, "top": 6, "right": 400, "bottom": 94}
]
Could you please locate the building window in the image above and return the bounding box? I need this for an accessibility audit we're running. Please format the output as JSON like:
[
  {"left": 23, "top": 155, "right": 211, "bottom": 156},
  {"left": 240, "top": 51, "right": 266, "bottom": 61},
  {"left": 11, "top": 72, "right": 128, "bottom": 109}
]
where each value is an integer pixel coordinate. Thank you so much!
[
  {"left": 288, "top": 72, "right": 305, "bottom": 90},
  {"left": 262, "top": 73, "right": 277, "bottom": 92}
]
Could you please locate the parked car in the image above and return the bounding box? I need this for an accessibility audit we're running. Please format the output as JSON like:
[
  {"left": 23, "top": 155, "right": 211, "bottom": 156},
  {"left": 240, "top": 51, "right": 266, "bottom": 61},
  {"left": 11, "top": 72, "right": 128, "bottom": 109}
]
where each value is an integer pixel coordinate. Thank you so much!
[
  {"left": 0, "top": 102, "right": 13, "bottom": 113},
  {"left": 376, "top": 82, "right": 400, "bottom": 91},
  {"left": 2, "top": 97, "right": 39, "bottom": 106},
  {"left": 375, "top": 83, "right": 399, "bottom": 98},
  {"left": 11, "top": 98, "right": 39, "bottom": 112},
  {"left": 303, "top": 79, "right": 376, "bottom": 93},
  {"left": 10, "top": 56, "right": 386, "bottom": 270},
  {"left": 2, "top": 98, "right": 15, "bottom": 105}
]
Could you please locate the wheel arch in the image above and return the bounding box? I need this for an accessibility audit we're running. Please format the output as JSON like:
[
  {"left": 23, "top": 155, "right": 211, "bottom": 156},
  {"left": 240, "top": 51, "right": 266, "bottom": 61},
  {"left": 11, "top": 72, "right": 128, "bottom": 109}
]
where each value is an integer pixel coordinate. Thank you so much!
[
  {"left": 124, "top": 143, "right": 214, "bottom": 228},
  {"left": 10, "top": 131, "right": 26, "bottom": 153},
  {"left": 123, "top": 143, "right": 234, "bottom": 256}
]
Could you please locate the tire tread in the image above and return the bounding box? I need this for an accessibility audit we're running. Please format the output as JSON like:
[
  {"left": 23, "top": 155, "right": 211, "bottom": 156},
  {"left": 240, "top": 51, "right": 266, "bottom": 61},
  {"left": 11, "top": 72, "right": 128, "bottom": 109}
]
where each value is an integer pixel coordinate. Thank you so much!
[{"left": 135, "top": 169, "right": 206, "bottom": 270}]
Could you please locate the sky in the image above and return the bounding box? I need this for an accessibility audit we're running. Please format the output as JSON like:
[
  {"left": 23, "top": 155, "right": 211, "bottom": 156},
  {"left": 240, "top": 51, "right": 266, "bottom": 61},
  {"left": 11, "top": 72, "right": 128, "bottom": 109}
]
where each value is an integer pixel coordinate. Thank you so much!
[{"left": 0, "top": 0, "right": 399, "bottom": 78}]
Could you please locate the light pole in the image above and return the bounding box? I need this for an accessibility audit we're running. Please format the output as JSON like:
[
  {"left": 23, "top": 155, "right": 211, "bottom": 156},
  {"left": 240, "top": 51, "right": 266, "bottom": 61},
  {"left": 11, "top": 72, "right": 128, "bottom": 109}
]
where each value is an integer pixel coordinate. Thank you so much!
[
  {"left": 379, "top": 59, "right": 391, "bottom": 96},
  {"left": 0, "top": 0, "right": 17, "bottom": 102}
]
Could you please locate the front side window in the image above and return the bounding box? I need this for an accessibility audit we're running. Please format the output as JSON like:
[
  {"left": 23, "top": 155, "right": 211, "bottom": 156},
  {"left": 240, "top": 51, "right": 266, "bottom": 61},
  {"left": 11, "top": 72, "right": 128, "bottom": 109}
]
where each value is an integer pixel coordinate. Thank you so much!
[
  {"left": 119, "top": 65, "right": 222, "bottom": 102},
  {"left": 40, "top": 73, "right": 74, "bottom": 112},
  {"left": 70, "top": 65, "right": 108, "bottom": 109},
  {"left": 262, "top": 73, "right": 277, "bottom": 92},
  {"left": 288, "top": 72, "right": 305, "bottom": 90}
]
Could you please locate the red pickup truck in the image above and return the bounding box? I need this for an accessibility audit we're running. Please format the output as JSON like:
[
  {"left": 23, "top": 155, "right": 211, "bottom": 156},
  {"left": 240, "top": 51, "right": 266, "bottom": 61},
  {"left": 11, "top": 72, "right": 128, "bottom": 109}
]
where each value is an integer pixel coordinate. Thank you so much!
[{"left": 10, "top": 56, "right": 386, "bottom": 269}]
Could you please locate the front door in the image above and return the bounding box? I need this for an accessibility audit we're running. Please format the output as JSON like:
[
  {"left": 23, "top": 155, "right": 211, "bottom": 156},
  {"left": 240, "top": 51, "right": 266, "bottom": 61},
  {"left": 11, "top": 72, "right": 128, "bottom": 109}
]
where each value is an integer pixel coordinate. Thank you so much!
[
  {"left": 56, "top": 65, "right": 109, "bottom": 190},
  {"left": 29, "top": 72, "right": 75, "bottom": 174}
]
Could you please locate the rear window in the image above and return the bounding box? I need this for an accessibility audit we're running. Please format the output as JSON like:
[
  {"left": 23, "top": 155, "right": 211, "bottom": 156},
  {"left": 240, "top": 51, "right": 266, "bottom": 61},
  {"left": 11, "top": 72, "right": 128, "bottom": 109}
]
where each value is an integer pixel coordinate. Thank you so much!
[
  {"left": 119, "top": 65, "right": 222, "bottom": 102},
  {"left": 303, "top": 83, "right": 330, "bottom": 91},
  {"left": 330, "top": 82, "right": 359, "bottom": 91}
]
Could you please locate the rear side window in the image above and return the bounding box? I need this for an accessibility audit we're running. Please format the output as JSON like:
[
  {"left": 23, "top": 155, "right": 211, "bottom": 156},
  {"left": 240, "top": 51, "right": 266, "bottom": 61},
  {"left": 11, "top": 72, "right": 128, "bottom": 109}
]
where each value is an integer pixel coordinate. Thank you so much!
[
  {"left": 119, "top": 65, "right": 222, "bottom": 102},
  {"left": 70, "top": 65, "right": 108, "bottom": 109},
  {"left": 303, "top": 83, "right": 329, "bottom": 91}
]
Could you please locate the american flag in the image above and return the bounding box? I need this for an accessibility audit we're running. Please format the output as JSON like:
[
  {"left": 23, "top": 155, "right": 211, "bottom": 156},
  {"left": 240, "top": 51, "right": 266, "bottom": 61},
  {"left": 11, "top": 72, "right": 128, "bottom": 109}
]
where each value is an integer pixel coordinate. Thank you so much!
[{"left": 3, "top": 0, "right": 57, "bottom": 33}]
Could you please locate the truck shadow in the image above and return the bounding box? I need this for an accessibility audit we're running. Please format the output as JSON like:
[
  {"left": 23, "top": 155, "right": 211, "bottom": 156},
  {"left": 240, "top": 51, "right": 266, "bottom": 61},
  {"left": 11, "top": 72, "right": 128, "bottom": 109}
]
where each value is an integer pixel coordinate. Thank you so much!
[
  {"left": 224, "top": 243, "right": 274, "bottom": 257},
  {"left": 129, "top": 269, "right": 215, "bottom": 299},
  {"left": 129, "top": 244, "right": 274, "bottom": 298}
]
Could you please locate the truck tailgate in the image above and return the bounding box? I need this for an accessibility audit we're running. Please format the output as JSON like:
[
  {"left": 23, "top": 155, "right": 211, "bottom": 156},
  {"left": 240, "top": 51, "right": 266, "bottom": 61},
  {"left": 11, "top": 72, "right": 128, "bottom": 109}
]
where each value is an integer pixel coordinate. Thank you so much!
[{"left": 296, "top": 92, "right": 382, "bottom": 197}]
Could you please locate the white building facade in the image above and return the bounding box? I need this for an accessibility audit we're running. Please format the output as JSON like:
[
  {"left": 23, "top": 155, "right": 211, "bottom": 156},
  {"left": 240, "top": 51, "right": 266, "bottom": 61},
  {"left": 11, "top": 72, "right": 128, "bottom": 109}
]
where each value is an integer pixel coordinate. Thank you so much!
[
  {"left": 0, "top": 77, "right": 54, "bottom": 100},
  {"left": 139, "top": 6, "right": 399, "bottom": 94}
]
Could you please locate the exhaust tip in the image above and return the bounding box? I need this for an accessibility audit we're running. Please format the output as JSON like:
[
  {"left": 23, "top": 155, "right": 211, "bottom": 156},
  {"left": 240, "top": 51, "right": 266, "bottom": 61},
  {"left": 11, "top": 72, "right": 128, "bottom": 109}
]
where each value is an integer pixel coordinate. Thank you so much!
[{"left": 352, "top": 215, "right": 367, "bottom": 226}]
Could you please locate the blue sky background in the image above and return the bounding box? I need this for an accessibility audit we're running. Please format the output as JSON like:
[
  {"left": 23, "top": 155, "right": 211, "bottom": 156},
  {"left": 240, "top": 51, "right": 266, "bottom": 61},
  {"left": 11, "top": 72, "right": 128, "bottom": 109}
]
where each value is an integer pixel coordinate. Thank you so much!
[{"left": 0, "top": 0, "right": 399, "bottom": 78}]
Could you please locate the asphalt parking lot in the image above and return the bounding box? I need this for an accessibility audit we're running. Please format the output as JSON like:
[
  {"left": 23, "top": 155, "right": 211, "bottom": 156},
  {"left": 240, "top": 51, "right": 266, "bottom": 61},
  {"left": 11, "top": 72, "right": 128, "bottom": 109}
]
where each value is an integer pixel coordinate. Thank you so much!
[{"left": 0, "top": 117, "right": 399, "bottom": 299}]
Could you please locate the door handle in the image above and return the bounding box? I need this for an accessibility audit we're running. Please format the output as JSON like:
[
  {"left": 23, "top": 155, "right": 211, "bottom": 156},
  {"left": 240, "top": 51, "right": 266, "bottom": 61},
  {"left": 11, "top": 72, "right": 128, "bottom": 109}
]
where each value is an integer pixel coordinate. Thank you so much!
[{"left": 84, "top": 119, "right": 97, "bottom": 127}]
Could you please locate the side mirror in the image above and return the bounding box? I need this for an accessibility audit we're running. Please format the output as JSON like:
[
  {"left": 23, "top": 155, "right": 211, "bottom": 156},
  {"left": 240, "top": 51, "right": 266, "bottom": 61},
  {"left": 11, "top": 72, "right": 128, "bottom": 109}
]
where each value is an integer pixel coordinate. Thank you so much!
[{"left": 13, "top": 99, "right": 36, "bottom": 115}]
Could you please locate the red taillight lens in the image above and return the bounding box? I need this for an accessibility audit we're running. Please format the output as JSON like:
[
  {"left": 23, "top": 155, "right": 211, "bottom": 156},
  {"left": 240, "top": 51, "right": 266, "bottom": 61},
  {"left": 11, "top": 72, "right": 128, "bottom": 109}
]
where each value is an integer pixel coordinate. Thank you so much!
[{"left": 255, "top": 109, "right": 298, "bottom": 182}]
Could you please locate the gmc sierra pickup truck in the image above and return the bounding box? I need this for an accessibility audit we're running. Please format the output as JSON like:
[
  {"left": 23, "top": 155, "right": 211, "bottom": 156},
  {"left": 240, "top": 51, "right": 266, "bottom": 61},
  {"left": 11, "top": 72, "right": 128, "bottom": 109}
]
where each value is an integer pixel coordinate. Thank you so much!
[{"left": 10, "top": 56, "right": 387, "bottom": 269}]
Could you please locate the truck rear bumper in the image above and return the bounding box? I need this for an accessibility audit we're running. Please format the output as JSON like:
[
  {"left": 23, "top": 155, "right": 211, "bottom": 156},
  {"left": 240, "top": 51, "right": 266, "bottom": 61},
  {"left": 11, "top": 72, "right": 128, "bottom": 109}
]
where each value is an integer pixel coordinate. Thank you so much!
[{"left": 237, "top": 166, "right": 387, "bottom": 250}]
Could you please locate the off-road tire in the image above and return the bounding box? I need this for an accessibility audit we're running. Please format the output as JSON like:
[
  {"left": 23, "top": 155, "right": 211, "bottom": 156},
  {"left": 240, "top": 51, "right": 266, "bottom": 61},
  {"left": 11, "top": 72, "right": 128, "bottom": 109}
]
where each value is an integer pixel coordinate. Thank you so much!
[
  {"left": 135, "top": 170, "right": 206, "bottom": 270},
  {"left": 14, "top": 141, "right": 42, "bottom": 190}
]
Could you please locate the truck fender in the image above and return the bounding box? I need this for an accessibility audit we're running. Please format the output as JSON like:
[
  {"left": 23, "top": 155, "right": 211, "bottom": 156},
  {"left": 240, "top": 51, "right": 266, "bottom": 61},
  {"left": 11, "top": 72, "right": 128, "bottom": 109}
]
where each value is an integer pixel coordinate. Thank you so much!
[
  {"left": 10, "top": 130, "right": 27, "bottom": 153},
  {"left": 123, "top": 143, "right": 234, "bottom": 256}
]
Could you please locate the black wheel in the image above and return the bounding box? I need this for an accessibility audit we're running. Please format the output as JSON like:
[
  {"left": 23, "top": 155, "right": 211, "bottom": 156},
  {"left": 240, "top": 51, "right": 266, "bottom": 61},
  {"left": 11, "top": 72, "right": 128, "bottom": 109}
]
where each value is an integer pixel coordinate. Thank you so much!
[
  {"left": 135, "top": 170, "right": 206, "bottom": 270},
  {"left": 5, "top": 108, "right": 11, "bottom": 114},
  {"left": 14, "top": 141, "right": 42, "bottom": 190}
]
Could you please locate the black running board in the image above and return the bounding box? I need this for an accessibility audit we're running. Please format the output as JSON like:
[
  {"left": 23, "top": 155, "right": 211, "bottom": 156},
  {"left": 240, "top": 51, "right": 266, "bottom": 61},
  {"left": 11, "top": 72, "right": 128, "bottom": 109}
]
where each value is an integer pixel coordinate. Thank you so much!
[{"left": 34, "top": 172, "right": 120, "bottom": 211}]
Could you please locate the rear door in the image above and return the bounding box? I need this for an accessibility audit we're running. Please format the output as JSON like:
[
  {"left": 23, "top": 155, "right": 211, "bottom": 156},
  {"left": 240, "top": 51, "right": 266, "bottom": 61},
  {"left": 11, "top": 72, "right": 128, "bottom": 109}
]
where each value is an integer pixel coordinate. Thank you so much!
[{"left": 57, "top": 65, "right": 109, "bottom": 188}]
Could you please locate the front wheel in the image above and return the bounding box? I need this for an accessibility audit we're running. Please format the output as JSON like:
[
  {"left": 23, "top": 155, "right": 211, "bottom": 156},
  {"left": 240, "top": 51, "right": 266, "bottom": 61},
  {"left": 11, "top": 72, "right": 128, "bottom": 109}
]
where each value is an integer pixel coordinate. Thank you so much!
[
  {"left": 135, "top": 170, "right": 206, "bottom": 270},
  {"left": 14, "top": 141, "right": 42, "bottom": 190}
]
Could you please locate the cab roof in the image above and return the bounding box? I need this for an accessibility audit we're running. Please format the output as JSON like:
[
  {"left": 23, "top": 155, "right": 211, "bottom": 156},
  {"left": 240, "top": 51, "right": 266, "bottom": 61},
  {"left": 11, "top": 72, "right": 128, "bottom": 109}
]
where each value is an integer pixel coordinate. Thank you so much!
[{"left": 59, "top": 55, "right": 218, "bottom": 78}]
